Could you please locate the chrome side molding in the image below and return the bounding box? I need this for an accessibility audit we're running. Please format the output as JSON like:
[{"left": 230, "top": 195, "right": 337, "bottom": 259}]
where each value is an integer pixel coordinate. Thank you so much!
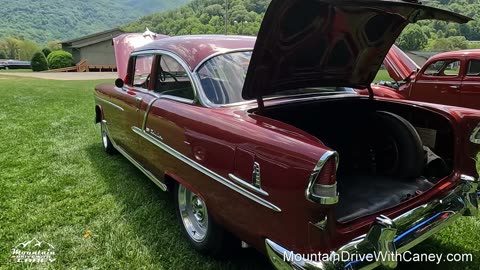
[
  {"left": 101, "top": 121, "right": 167, "bottom": 191},
  {"left": 132, "top": 126, "right": 281, "bottom": 212},
  {"left": 95, "top": 96, "right": 125, "bottom": 112},
  {"left": 228, "top": 173, "right": 269, "bottom": 196}
]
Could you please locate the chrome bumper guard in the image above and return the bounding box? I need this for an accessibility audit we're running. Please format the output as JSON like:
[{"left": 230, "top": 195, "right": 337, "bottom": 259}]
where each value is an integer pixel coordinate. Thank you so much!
[{"left": 266, "top": 177, "right": 479, "bottom": 270}]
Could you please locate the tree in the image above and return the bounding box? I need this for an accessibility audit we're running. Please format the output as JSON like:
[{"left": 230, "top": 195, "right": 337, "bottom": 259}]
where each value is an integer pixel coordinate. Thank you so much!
[
  {"left": 31, "top": 51, "right": 48, "bottom": 71},
  {"left": 396, "top": 25, "right": 428, "bottom": 51},
  {"left": 4, "top": 37, "right": 19, "bottom": 59},
  {"left": 17, "top": 39, "right": 39, "bottom": 61},
  {"left": 47, "top": 41, "right": 62, "bottom": 51},
  {"left": 42, "top": 48, "right": 52, "bottom": 58},
  {"left": 47, "top": 50, "right": 73, "bottom": 69},
  {"left": 0, "top": 51, "right": 6, "bottom": 59}
]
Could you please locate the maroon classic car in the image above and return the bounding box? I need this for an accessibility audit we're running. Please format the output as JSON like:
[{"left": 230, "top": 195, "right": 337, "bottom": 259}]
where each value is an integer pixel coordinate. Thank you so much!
[
  {"left": 94, "top": 0, "right": 480, "bottom": 269},
  {"left": 367, "top": 45, "right": 480, "bottom": 109}
]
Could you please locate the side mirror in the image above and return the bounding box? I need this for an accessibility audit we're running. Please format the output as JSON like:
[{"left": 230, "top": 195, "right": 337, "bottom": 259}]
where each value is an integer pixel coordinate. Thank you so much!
[{"left": 115, "top": 78, "right": 124, "bottom": 88}]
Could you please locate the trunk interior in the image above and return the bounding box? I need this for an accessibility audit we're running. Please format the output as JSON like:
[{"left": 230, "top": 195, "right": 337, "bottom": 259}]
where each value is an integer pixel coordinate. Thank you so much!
[{"left": 258, "top": 97, "right": 455, "bottom": 222}]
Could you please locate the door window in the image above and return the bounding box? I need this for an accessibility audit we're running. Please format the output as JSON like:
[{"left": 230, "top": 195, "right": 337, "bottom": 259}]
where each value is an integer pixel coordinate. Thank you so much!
[
  {"left": 155, "top": 55, "right": 195, "bottom": 100},
  {"left": 467, "top": 60, "right": 480, "bottom": 76},
  {"left": 133, "top": 55, "right": 154, "bottom": 88},
  {"left": 423, "top": 59, "right": 460, "bottom": 76}
]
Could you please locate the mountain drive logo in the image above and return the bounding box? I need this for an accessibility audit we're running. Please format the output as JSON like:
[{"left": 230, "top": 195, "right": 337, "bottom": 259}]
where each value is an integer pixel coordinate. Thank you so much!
[{"left": 11, "top": 238, "right": 56, "bottom": 263}]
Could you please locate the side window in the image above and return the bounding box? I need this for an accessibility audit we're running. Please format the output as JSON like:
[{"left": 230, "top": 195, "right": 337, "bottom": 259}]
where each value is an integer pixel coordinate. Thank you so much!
[
  {"left": 467, "top": 60, "right": 480, "bottom": 76},
  {"left": 423, "top": 59, "right": 460, "bottom": 77},
  {"left": 155, "top": 55, "right": 195, "bottom": 100},
  {"left": 133, "top": 55, "right": 154, "bottom": 88}
]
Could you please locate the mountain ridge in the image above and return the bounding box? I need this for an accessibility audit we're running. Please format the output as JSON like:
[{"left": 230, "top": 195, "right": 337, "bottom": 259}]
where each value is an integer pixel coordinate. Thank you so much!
[{"left": 0, "top": 0, "right": 188, "bottom": 44}]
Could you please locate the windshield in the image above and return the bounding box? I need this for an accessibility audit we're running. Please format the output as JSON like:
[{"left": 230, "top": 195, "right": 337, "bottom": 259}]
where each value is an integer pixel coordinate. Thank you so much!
[{"left": 197, "top": 51, "right": 355, "bottom": 105}]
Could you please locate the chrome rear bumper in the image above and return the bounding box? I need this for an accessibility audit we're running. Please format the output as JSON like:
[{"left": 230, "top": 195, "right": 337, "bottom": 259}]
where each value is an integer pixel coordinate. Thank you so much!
[{"left": 266, "top": 176, "right": 478, "bottom": 270}]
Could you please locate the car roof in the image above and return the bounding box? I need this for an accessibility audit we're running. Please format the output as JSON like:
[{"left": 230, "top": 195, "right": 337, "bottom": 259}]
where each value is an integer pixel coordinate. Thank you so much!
[
  {"left": 430, "top": 49, "right": 480, "bottom": 61},
  {"left": 134, "top": 35, "right": 256, "bottom": 71}
]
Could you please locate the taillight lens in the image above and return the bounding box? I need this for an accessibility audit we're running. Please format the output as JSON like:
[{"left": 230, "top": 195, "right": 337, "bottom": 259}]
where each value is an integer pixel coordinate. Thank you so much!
[
  {"left": 306, "top": 151, "right": 339, "bottom": 205},
  {"left": 315, "top": 158, "right": 337, "bottom": 185}
]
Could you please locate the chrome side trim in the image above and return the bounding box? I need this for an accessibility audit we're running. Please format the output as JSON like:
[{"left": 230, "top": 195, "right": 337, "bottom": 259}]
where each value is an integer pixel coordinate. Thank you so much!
[
  {"left": 228, "top": 173, "right": 269, "bottom": 196},
  {"left": 95, "top": 96, "right": 125, "bottom": 112},
  {"left": 142, "top": 97, "right": 159, "bottom": 130},
  {"left": 305, "top": 151, "right": 339, "bottom": 205},
  {"left": 101, "top": 121, "right": 167, "bottom": 191},
  {"left": 461, "top": 174, "right": 476, "bottom": 182},
  {"left": 132, "top": 126, "right": 281, "bottom": 212}
]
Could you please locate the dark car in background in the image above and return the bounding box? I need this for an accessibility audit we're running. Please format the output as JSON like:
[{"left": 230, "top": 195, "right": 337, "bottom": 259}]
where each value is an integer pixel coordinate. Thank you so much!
[{"left": 0, "top": 60, "right": 31, "bottom": 70}]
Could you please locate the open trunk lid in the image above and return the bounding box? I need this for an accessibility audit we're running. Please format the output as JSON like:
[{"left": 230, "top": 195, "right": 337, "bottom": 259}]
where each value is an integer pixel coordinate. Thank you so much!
[{"left": 242, "top": 0, "right": 470, "bottom": 100}]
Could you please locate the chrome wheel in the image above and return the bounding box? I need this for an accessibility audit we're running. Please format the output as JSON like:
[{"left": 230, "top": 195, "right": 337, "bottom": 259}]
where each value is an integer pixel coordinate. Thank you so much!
[{"left": 178, "top": 184, "right": 208, "bottom": 242}]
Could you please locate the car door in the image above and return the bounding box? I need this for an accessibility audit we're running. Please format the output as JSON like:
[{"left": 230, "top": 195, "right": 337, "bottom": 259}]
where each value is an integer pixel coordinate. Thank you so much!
[
  {"left": 410, "top": 58, "right": 463, "bottom": 106},
  {"left": 113, "top": 54, "right": 155, "bottom": 155},
  {"left": 460, "top": 58, "right": 480, "bottom": 110}
]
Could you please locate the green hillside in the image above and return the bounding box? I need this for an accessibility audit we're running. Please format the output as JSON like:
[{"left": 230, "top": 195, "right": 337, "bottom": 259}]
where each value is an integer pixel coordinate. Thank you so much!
[
  {"left": 124, "top": 0, "right": 480, "bottom": 51},
  {"left": 0, "top": 0, "right": 188, "bottom": 44}
]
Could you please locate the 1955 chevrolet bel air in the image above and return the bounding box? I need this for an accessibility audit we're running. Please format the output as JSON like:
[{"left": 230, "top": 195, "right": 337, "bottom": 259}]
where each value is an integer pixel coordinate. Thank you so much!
[{"left": 93, "top": 0, "right": 480, "bottom": 269}]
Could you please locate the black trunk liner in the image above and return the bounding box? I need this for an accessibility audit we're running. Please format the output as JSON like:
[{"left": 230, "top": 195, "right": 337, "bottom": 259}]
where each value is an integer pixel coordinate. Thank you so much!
[{"left": 336, "top": 176, "right": 434, "bottom": 223}]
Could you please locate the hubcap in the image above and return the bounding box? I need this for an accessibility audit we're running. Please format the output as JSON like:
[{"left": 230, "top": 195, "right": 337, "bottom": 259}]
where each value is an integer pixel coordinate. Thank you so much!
[{"left": 178, "top": 185, "right": 208, "bottom": 242}]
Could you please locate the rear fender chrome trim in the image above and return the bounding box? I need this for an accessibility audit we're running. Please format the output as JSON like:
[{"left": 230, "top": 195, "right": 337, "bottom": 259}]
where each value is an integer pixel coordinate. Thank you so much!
[
  {"left": 132, "top": 126, "right": 281, "bottom": 212},
  {"left": 228, "top": 173, "right": 269, "bottom": 196},
  {"left": 95, "top": 96, "right": 125, "bottom": 112},
  {"left": 101, "top": 121, "right": 167, "bottom": 191}
]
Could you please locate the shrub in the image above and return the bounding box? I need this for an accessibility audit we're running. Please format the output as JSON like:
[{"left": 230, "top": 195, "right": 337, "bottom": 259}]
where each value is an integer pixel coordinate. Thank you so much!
[
  {"left": 47, "top": 50, "right": 73, "bottom": 69},
  {"left": 42, "top": 47, "right": 52, "bottom": 58},
  {"left": 31, "top": 51, "right": 49, "bottom": 72}
]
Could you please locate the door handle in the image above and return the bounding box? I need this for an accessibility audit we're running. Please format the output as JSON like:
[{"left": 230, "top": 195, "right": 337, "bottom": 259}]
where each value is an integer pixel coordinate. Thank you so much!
[{"left": 449, "top": 85, "right": 460, "bottom": 89}]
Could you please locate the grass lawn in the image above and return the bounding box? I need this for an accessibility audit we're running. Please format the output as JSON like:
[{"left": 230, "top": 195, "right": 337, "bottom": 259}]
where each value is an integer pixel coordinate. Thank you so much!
[
  {"left": 0, "top": 69, "right": 32, "bottom": 73},
  {"left": 0, "top": 76, "right": 479, "bottom": 269},
  {"left": 374, "top": 69, "right": 394, "bottom": 82}
]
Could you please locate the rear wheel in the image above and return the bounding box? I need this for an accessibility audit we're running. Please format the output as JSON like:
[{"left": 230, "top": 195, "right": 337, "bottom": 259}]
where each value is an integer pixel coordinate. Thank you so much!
[
  {"left": 174, "top": 182, "right": 235, "bottom": 256},
  {"left": 101, "top": 121, "right": 116, "bottom": 155}
]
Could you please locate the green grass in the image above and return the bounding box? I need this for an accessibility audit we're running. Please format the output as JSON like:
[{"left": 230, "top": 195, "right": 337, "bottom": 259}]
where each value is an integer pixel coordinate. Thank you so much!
[
  {"left": 374, "top": 69, "right": 394, "bottom": 82},
  {"left": 0, "top": 69, "right": 32, "bottom": 73},
  {"left": 0, "top": 76, "right": 478, "bottom": 269}
]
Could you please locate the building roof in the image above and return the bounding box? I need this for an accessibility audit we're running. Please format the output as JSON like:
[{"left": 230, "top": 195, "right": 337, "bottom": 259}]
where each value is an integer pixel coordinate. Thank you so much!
[
  {"left": 62, "top": 28, "right": 124, "bottom": 48},
  {"left": 135, "top": 35, "right": 256, "bottom": 71}
]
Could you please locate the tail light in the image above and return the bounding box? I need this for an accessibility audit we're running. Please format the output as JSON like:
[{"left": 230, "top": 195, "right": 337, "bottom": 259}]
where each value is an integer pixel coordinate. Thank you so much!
[{"left": 306, "top": 151, "right": 339, "bottom": 205}]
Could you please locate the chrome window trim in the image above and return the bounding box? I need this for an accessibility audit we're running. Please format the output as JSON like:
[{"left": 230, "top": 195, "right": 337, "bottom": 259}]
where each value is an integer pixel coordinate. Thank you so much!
[
  {"left": 192, "top": 49, "right": 254, "bottom": 108},
  {"left": 228, "top": 173, "right": 269, "bottom": 197},
  {"left": 101, "top": 120, "right": 168, "bottom": 191},
  {"left": 95, "top": 96, "right": 125, "bottom": 111},
  {"left": 130, "top": 49, "right": 204, "bottom": 106},
  {"left": 305, "top": 150, "right": 340, "bottom": 205},
  {"left": 132, "top": 126, "right": 281, "bottom": 212}
]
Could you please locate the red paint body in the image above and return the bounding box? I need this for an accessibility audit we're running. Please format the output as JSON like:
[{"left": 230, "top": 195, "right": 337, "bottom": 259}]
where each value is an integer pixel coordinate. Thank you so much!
[
  {"left": 372, "top": 48, "right": 480, "bottom": 110},
  {"left": 94, "top": 35, "right": 480, "bottom": 258}
]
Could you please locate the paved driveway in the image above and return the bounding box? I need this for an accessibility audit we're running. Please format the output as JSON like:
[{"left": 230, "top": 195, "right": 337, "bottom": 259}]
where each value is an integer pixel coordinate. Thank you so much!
[{"left": 0, "top": 72, "right": 117, "bottom": 80}]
